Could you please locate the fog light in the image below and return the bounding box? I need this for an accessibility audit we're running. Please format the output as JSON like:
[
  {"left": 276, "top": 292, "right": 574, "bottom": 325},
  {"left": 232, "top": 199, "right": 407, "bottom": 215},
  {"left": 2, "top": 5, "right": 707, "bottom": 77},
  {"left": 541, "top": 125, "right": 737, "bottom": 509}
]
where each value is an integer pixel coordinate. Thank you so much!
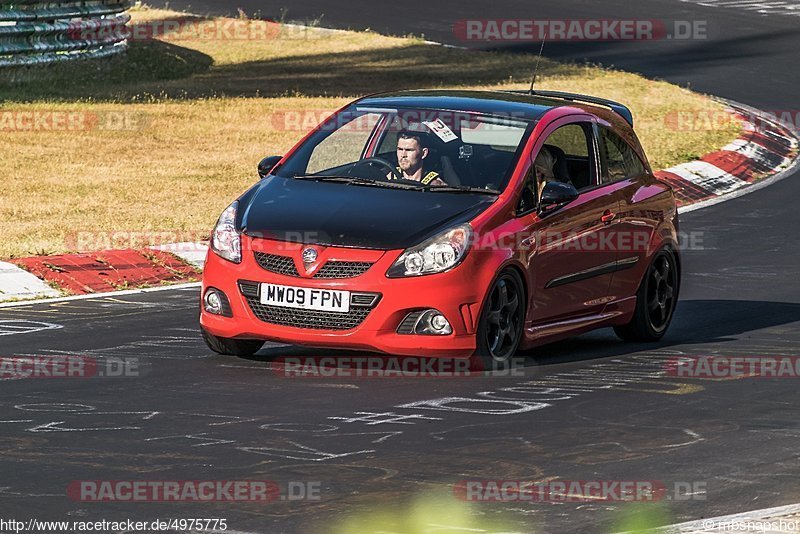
[
  {"left": 397, "top": 309, "right": 452, "bottom": 335},
  {"left": 431, "top": 313, "right": 449, "bottom": 331},
  {"left": 203, "top": 288, "right": 232, "bottom": 317}
]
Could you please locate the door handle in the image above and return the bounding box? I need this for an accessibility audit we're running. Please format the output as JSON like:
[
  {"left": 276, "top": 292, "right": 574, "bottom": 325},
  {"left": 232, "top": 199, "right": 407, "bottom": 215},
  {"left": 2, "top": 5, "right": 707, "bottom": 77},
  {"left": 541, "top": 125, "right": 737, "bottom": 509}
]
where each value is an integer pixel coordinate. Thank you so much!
[
  {"left": 601, "top": 210, "right": 616, "bottom": 224},
  {"left": 520, "top": 236, "right": 536, "bottom": 248}
]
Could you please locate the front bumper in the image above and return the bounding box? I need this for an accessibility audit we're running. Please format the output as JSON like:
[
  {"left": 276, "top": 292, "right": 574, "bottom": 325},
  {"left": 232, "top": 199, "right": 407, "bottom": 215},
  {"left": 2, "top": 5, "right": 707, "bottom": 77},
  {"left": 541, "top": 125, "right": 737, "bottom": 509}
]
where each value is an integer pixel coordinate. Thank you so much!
[{"left": 200, "top": 236, "right": 487, "bottom": 357}]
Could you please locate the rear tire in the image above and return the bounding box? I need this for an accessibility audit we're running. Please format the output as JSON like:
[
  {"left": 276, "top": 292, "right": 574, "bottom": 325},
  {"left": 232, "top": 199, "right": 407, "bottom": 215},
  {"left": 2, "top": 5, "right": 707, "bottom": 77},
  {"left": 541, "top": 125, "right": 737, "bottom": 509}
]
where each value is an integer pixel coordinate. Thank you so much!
[
  {"left": 201, "top": 327, "right": 264, "bottom": 356},
  {"left": 474, "top": 269, "right": 526, "bottom": 368},
  {"left": 614, "top": 247, "right": 679, "bottom": 342}
]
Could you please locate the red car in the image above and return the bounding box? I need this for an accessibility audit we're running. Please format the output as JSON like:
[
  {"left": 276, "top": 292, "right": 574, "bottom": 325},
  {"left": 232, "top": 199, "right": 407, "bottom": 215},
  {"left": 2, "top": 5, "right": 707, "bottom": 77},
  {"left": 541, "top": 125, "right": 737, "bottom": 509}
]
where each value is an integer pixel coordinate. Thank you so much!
[{"left": 200, "top": 90, "right": 680, "bottom": 363}]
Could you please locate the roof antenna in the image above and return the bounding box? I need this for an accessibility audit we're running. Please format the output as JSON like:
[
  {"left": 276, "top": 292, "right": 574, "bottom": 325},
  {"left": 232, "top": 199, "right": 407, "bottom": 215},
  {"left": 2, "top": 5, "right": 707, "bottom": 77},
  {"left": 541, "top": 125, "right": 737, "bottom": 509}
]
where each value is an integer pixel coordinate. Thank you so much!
[{"left": 528, "top": 37, "right": 546, "bottom": 95}]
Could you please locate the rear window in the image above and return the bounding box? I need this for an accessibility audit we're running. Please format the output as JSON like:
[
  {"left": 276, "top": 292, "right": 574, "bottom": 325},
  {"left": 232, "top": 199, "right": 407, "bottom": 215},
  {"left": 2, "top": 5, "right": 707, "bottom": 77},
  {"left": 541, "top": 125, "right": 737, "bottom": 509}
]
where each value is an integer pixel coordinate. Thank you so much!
[{"left": 600, "top": 127, "right": 646, "bottom": 183}]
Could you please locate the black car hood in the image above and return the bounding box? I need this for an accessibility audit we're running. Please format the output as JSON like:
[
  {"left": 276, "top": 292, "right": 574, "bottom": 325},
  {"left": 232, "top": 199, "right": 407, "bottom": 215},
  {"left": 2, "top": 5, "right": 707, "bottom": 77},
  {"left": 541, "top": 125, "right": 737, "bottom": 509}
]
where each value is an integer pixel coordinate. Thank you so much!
[{"left": 239, "top": 176, "right": 496, "bottom": 250}]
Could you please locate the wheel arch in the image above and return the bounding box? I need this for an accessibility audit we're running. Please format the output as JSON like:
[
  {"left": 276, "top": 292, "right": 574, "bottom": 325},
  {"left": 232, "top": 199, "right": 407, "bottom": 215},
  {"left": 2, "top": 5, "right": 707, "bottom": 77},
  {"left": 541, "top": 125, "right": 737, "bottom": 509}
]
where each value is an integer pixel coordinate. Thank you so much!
[{"left": 474, "top": 260, "right": 530, "bottom": 330}]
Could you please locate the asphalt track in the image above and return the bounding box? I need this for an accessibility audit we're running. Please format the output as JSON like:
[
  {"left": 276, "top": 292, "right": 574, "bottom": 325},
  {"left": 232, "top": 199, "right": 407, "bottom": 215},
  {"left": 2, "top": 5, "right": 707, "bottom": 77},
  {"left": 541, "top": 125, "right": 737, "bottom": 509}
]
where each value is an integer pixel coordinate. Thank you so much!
[{"left": 3, "top": 1, "right": 800, "bottom": 532}]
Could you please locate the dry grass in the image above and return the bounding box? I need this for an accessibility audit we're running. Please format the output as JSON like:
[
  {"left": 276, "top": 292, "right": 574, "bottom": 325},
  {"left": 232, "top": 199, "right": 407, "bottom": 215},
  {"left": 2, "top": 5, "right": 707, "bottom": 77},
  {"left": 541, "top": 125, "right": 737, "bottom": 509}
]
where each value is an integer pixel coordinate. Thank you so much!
[{"left": 0, "top": 6, "right": 741, "bottom": 259}]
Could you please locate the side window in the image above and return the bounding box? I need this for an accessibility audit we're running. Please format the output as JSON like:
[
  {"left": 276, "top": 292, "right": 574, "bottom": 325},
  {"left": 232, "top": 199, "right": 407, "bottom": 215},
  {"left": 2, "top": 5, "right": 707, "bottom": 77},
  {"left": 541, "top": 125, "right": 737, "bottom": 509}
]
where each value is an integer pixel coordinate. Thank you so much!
[
  {"left": 545, "top": 124, "right": 589, "bottom": 158},
  {"left": 306, "top": 113, "right": 381, "bottom": 174},
  {"left": 535, "top": 122, "right": 594, "bottom": 190},
  {"left": 600, "top": 128, "right": 646, "bottom": 183},
  {"left": 517, "top": 122, "right": 594, "bottom": 215}
]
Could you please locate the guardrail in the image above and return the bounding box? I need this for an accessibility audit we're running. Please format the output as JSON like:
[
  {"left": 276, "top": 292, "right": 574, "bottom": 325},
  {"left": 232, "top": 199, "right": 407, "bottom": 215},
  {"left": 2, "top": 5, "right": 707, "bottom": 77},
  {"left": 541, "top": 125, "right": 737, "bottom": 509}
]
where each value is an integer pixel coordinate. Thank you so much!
[{"left": 0, "top": 0, "right": 132, "bottom": 68}]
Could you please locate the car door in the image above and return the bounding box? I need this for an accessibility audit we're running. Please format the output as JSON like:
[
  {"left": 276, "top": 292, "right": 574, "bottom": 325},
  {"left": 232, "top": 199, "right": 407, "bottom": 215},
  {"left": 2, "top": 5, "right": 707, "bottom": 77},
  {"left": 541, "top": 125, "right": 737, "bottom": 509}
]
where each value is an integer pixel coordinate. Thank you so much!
[
  {"left": 525, "top": 118, "right": 623, "bottom": 324},
  {"left": 597, "top": 124, "right": 662, "bottom": 302}
]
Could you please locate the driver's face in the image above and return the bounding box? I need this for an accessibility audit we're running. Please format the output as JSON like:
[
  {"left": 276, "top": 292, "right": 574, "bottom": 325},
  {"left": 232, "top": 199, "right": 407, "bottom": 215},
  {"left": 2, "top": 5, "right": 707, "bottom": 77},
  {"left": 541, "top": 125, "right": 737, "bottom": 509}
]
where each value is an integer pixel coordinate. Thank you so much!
[{"left": 397, "top": 137, "right": 428, "bottom": 173}]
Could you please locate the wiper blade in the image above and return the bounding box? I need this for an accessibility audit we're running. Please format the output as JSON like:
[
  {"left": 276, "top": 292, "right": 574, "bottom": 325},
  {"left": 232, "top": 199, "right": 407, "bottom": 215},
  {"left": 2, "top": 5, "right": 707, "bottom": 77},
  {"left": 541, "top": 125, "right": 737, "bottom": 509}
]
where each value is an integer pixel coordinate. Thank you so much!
[
  {"left": 294, "top": 175, "right": 427, "bottom": 190},
  {"left": 426, "top": 185, "right": 501, "bottom": 195},
  {"left": 294, "top": 175, "right": 365, "bottom": 183}
]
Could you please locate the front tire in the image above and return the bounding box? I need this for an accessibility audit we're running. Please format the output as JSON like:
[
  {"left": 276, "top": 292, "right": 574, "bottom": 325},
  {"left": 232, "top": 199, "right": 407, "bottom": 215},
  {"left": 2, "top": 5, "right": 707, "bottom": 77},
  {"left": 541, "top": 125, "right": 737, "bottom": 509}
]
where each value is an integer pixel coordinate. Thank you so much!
[
  {"left": 614, "top": 247, "right": 679, "bottom": 342},
  {"left": 201, "top": 327, "right": 264, "bottom": 356},
  {"left": 475, "top": 269, "right": 526, "bottom": 366}
]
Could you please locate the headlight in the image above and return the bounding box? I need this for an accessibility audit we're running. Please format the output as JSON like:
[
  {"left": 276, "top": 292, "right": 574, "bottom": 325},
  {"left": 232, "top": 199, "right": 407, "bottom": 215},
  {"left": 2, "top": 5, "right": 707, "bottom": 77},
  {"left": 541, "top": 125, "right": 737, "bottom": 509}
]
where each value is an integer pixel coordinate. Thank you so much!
[
  {"left": 387, "top": 224, "right": 472, "bottom": 277},
  {"left": 210, "top": 201, "right": 241, "bottom": 263}
]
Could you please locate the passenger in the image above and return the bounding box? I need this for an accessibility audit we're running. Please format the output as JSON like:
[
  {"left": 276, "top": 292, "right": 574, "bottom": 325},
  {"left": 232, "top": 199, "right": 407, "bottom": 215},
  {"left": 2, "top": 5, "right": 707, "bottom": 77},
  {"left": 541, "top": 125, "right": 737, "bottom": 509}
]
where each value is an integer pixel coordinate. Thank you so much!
[{"left": 533, "top": 146, "right": 556, "bottom": 198}]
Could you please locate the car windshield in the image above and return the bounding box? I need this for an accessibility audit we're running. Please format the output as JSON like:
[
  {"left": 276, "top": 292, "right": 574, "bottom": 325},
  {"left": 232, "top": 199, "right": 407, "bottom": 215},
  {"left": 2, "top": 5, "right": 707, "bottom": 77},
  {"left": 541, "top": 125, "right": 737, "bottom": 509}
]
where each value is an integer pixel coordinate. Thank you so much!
[{"left": 274, "top": 106, "right": 535, "bottom": 193}]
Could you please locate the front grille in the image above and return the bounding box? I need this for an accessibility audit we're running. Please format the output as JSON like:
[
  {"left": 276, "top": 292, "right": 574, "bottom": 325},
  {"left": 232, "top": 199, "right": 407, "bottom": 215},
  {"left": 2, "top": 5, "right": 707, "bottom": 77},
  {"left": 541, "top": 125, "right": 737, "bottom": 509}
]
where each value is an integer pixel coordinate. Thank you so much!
[
  {"left": 313, "top": 261, "right": 373, "bottom": 279},
  {"left": 244, "top": 297, "right": 372, "bottom": 330},
  {"left": 254, "top": 251, "right": 374, "bottom": 279},
  {"left": 239, "top": 280, "right": 380, "bottom": 331},
  {"left": 254, "top": 252, "right": 299, "bottom": 277}
]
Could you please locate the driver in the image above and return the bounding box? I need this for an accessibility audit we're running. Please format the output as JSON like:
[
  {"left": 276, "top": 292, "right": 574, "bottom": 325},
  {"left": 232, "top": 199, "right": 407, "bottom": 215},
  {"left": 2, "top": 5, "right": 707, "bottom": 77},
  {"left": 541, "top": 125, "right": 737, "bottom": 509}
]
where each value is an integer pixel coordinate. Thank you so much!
[{"left": 387, "top": 131, "right": 446, "bottom": 186}]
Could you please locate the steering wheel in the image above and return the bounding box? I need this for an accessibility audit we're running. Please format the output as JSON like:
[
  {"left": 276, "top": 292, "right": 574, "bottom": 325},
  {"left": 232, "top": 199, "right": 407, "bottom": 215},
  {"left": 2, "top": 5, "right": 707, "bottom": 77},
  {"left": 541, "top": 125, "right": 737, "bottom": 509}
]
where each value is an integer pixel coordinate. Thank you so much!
[{"left": 348, "top": 157, "right": 403, "bottom": 181}]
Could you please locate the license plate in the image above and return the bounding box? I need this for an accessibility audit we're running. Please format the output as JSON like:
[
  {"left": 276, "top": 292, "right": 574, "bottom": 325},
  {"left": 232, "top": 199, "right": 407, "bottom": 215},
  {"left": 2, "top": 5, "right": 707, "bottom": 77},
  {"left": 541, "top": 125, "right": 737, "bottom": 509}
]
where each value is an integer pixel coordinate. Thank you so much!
[{"left": 260, "top": 283, "right": 350, "bottom": 313}]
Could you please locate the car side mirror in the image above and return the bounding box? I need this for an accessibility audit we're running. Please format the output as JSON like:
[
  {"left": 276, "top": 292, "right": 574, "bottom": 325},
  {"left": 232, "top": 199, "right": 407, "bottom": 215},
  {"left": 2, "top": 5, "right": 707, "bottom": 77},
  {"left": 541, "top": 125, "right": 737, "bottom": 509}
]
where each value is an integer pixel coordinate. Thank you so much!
[
  {"left": 538, "top": 182, "right": 579, "bottom": 215},
  {"left": 258, "top": 156, "right": 283, "bottom": 179}
]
